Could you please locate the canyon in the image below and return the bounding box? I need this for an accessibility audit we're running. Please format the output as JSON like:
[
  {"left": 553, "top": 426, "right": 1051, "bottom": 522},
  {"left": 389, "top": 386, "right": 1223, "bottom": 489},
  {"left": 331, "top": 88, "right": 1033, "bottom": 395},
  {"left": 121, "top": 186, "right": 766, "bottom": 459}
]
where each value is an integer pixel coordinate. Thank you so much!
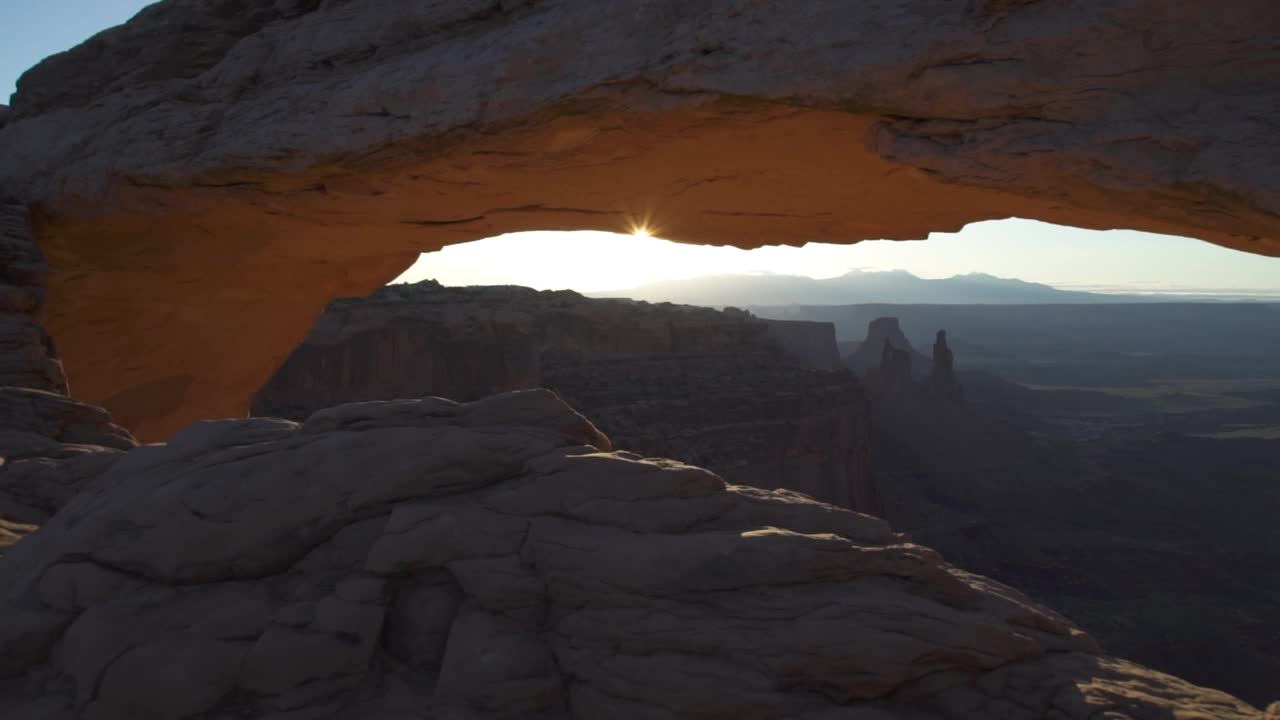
[
  {"left": 1, "top": 193, "right": 1274, "bottom": 718},
  {"left": 254, "top": 288, "right": 1280, "bottom": 703},
  {"left": 0, "top": 0, "right": 1276, "bottom": 438},
  {"left": 253, "top": 280, "right": 878, "bottom": 515},
  {"left": 846, "top": 315, "right": 1280, "bottom": 705},
  {"left": 1, "top": 0, "right": 1279, "bottom": 717},
  {"left": 4, "top": 386, "right": 1269, "bottom": 720}
]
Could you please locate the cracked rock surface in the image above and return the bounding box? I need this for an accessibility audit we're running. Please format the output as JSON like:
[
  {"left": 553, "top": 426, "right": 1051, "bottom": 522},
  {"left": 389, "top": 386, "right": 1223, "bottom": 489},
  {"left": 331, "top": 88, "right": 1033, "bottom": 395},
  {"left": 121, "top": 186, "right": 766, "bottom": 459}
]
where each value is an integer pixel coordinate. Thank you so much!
[
  {"left": 0, "top": 386, "right": 137, "bottom": 531},
  {"left": 0, "top": 389, "right": 1264, "bottom": 719},
  {"left": 0, "top": 1, "right": 1277, "bottom": 438},
  {"left": 251, "top": 281, "right": 879, "bottom": 515},
  {"left": 0, "top": 203, "right": 65, "bottom": 395},
  {"left": 0, "top": 202, "right": 137, "bottom": 542}
]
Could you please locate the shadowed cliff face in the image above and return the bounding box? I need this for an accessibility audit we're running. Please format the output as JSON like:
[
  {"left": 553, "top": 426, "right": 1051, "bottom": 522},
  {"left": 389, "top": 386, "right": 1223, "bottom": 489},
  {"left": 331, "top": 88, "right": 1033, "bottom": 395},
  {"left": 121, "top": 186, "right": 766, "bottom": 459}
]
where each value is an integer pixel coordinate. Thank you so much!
[
  {"left": 0, "top": 204, "right": 137, "bottom": 554},
  {"left": 0, "top": 164, "right": 1273, "bottom": 719},
  {"left": 761, "top": 319, "right": 841, "bottom": 371},
  {"left": 252, "top": 281, "right": 879, "bottom": 515},
  {"left": 0, "top": 388, "right": 1271, "bottom": 720},
  {"left": 866, "top": 373, "right": 1280, "bottom": 707},
  {"left": 845, "top": 317, "right": 929, "bottom": 376},
  {"left": 841, "top": 315, "right": 1278, "bottom": 706},
  {"left": 0, "top": 0, "right": 1277, "bottom": 437},
  {"left": 0, "top": 204, "right": 67, "bottom": 396}
]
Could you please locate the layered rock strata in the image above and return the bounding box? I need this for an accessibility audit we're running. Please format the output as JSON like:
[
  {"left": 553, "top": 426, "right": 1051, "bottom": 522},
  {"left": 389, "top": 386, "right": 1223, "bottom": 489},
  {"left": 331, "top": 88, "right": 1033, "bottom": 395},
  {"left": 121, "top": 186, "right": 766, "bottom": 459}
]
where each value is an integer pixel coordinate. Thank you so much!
[
  {"left": 845, "top": 317, "right": 928, "bottom": 375},
  {"left": 0, "top": 203, "right": 66, "bottom": 395},
  {"left": 0, "top": 388, "right": 136, "bottom": 527},
  {"left": 543, "top": 352, "right": 878, "bottom": 515},
  {"left": 928, "top": 330, "right": 964, "bottom": 402},
  {"left": 761, "top": 318, "right": 842, "bottom": 371},
  {"left": 0, "top": 389, "right": 1267, "bottom": 720},
  {"left": 1, "top": 1, "right": 1277, "bottom": 436},
  {"left": 0, "top": 207, "right": 137, "bottom": 553},
  {"left": 253, "top": 281, "right": 877, "bottom": 514},
  {"left": 0, "top": 210, "right": 1266, "bottom": 715}
]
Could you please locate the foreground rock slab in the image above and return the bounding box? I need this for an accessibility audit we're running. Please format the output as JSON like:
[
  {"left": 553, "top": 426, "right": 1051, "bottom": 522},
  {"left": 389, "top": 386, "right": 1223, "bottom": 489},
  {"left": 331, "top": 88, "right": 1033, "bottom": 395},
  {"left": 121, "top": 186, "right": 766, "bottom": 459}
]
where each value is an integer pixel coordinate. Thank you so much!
[
  {"left": 0, "top": 386, "right": 136, "bottom": 529},
  {"left": 252, "top": 281, "right": 878, "bottom": 515},
  {"left": 0, "top": 200, "right": 137, "bottom": 538},
  {"left": 0, "top": 390, "right": 1264, "bottom": 719}
]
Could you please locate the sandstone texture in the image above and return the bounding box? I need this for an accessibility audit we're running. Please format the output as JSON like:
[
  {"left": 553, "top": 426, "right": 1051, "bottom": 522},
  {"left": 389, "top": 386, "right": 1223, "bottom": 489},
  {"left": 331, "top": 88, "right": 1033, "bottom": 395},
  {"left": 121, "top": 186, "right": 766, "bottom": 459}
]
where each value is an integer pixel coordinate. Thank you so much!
[
  {"left": 0, "top": 1, "right": 1276, "bottom": 436},
  {"left": 0, "top": 389, "right": 1267, "bottom": 720},
  {"left": 253, "top": 281, "right": 878, "bottom": 514},
  {"left": 544, "top": 354, "right": 878, "bottom": 516},
  {"left": 0, "top": 5, "right": 1274, "bottom": 715},
  {"left": 0, "top": 203, "right": 137, "bottom": 540},
  {"left": 0, "top": 203, "right": 66, "bottom": 395},
  {"left": 0, "top": 387, "right": 137, "bottom": 526}
]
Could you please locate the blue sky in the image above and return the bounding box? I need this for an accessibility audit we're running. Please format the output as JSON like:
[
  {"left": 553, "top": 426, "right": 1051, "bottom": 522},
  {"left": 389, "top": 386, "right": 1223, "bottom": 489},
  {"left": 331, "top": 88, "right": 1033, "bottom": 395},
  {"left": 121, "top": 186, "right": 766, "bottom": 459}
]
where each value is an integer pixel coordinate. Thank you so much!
[
  {"left": 4, "top": 2, "right": 1279, "bottom": 296},
  {"left": 1, "top": 0, "right": 152, "bottom": 102}
]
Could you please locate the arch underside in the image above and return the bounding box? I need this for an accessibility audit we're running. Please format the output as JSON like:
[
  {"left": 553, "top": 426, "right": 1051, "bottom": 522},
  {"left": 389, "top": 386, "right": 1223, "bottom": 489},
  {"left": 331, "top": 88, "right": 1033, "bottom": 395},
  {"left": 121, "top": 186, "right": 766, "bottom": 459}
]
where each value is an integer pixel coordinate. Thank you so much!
[{"left": 0, "top": 1, "right": 1276, "bottom": 439}]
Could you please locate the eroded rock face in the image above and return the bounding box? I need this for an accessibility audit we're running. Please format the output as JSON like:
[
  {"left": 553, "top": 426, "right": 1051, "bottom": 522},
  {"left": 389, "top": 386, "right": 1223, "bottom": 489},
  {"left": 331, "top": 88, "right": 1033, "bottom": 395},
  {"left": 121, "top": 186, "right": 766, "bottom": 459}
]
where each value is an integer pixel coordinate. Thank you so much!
[
  {"left": 544, "top": 354, "right": 879, "bottom": 516},
  {"left": 0, "top": 203, "right": 66, "bottom": 395},
  {"left": 0, "top": 389, "right": 1265, "bottom": 719},
  {"left": 252, "top": 281, "right": 878, "bottom": 514},
  {"left": 878, "top": 338, "right": 916, "bottom": 393},
  {"left": 0, "top": 1, "right": 1277, "bottom": 437},
  {"left": 0, "top": 387, "right": 136, "bottom": 536},
  {"left": 0, "top": 203, "right": 136, "bottom": 539},
  {"left": 928, "top": 330, "right": 964, "bottom": 402},
  {"left": 846, "top": 317, "right": 927, "bottom": 375},
  {"left": 761, "top": 319, "right": 841, "bottom": 371}
]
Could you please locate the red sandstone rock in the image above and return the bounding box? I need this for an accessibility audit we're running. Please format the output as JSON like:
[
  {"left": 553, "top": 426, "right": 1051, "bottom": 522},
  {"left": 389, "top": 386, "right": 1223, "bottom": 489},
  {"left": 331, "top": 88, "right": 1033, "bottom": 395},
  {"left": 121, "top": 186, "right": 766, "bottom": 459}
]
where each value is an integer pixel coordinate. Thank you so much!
[
  {"left": 0, "top": 2, "right": 1277, "bottom": 437},
  {"left": 0, "top": 5, "right": 1272, "bottom": 714}
]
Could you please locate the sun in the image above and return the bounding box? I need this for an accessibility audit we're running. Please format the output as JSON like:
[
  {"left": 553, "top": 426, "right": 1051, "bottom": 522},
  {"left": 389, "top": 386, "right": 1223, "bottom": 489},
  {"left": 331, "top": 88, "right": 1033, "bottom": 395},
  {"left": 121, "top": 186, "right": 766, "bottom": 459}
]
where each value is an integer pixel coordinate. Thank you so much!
[{"left": 630, "top": 224, "right": 654, "bottom": 238}]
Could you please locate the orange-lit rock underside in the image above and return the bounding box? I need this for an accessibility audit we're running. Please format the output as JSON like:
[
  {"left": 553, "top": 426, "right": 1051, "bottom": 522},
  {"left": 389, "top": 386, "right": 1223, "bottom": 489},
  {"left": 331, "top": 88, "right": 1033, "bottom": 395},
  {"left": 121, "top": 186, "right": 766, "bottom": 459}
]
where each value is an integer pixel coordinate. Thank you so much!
[{"left": 2, "top": 1, "right": 1276, "bottom": 439}]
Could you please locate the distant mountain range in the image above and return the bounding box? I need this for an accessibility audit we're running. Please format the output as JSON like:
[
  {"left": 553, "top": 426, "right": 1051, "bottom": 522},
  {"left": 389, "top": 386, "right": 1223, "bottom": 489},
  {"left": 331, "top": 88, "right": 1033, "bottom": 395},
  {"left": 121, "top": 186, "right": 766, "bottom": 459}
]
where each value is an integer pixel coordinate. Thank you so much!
[{"left": 588, "top": 270, "right": 1245, "bottom": 306}]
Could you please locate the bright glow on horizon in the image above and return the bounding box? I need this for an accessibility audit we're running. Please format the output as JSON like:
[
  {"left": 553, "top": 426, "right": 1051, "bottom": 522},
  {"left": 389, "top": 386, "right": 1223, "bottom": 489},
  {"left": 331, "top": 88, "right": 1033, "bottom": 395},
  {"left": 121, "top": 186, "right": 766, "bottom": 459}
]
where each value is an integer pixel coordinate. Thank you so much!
[{"left": 393, "top": 219, "right": 1280, "bottom": 296}]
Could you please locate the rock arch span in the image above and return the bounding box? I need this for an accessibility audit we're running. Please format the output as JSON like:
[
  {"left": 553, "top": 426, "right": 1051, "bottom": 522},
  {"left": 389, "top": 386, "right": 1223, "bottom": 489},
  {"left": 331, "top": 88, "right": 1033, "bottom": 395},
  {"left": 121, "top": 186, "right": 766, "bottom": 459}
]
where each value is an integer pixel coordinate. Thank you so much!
[{"left": 1, "top": 0, "right": 1277, "bottom": 439}]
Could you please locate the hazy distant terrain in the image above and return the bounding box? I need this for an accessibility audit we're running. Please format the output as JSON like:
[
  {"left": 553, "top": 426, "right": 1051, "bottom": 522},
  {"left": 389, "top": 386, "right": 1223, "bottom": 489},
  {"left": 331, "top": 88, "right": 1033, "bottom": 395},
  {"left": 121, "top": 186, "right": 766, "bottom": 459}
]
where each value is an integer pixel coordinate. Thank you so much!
[
  {"left": 868, "top": 379, "right": 1280, "bottom": 705},
  {"left": 260, "top": 279, "right": 1280, "bottom": 705},
  {"left": 758, "top": 302, "right": 1280, "bottom": 385},
  {"left": 845, "top": 308, "right": 1280, "bottom": 705},
  {"left": 589, "top": 269, "right": 1263, "bottom": 306}
]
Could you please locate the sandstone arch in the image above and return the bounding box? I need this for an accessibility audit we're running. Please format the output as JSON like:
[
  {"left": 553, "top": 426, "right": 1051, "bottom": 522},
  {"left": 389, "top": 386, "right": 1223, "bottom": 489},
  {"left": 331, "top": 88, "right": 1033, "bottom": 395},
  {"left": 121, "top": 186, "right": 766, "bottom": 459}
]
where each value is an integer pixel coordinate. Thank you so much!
[{"left": 1, "top": 0, "right": 1277, "bottom": 440}]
